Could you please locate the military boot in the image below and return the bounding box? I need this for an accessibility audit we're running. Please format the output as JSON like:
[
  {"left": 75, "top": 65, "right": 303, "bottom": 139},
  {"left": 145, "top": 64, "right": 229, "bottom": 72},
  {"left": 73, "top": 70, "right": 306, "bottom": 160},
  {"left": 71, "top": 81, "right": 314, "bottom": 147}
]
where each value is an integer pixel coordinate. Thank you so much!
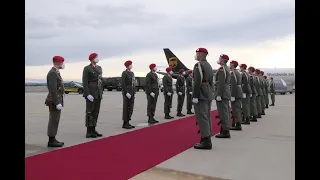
[
  {"left": 251, "top": 116, "right": 258, "bottom": 122},
  {"left": 265, "top": 104, "right": 269, "bottom": 108},
  {"left": 152, "top": 117, "right": 159, "bottom": 123},
  {"left": 261, "top": 110, "right": 266, "bottom": 115},
  {"left": 187, "top": 111, "right": 194, "bottom": 115},
  {"left": 215, "top": 129, "right": 231, "bottom": 138},
  {"left": 177, "top": 112, "right": 185, "bottom": 117},
  {"left": 47, "top": 136, "right": 64, "bottom": 147},
  {"left": 148, "top": 116, "right": 156, "bottom": 125},
  {"left": 93, "top": 127, "right": 102, "bottom": 137},
  {"left": 257, "top": 114, "right": 262, "bottom": 118},
  {"left": 164, "top": 114, "right": 174, "bottom": 119},
  {"left": 86, "top": 127, "right": 97, "bottom": 138},
  {"left": 270, "top": 103, "right": 275, "bottom": 106},
  {"left": 122, "top": 121, "right": 133, "bottom": 129},
  {"left": 230, "top": 122, "right": 242, "bottom": 131},
  {"left": 193, "top": 137, "right": 212, "bottom": 150}
]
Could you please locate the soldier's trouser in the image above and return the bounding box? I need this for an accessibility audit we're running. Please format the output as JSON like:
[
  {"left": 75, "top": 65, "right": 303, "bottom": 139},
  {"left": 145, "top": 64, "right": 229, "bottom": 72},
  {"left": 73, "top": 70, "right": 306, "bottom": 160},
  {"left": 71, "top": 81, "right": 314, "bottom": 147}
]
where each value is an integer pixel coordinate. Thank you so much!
[
  {"left": 194, "top": 99, "right": 212, "bottom": 137},
  {"left": 261, "top": 95, "right": 265, "bottom": 110},
  {"left": 256, "top": 95, "right": 262, "bottom": 114},
  {"left": 122, "top": 94, "right": 135, "bottom": 121},
  {"left": 177, "top": 94, "right": 185, "bottom": 113},
  {"left": 85, "top": 99, "right": 102, "bottom": 127},
  {"left": 164, "top": 94, "right": 173, "bottom": 114},
  {"left": 186, "top": 93, "right": 192, "bottom": 111},
  {"left": 270, "top": 93, "right": 275, "bottom": 104},
  {"left": 216, "top": 99, "right": 230, "bottom": 131},
  {"left": 265, "top": 94, "right": 269, "bottom": 105},
  {"left": 231, "top": 98, "right": 242, "bottom": 123},
  {"left": 47, "top": 108, "right": 61, "bottom": 137},
  {"left": 147, "top": 94, "right": 158, "bottom": 117},
  {"left": 242, "top": 94, "right": 251, "bottom": 118},
  {"left": 250, "top": 95, "right": 258, "bottom": 116}
]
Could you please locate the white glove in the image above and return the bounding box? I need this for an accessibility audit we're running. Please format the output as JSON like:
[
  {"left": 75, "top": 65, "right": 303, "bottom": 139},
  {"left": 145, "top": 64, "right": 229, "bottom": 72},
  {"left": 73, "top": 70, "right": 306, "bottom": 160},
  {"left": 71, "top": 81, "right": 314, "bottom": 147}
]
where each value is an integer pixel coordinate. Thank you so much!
[
  {"left": 250, "top": 94, "right": 252, "bottom": 97},
  {"left": 192, "top": 98, "right": 199, "bottom": 104},
  {"left": 126, "top": 93, "right": 131, "bottom": 99},
  {"left": 216, "top": 96, "right": 222, "bottom": 101},
  {"left": 242, "top": 93, "right": 246, "bottom": 98},
  {"left": 189, "top": 92, "right": 192, "bottom": 95},
  {"left": 231, "top": 97, "right": 235, "bottom": 102},
  {"left": 87, "top": 95, "right": 94, "bottom": 102},
  {"left": 178, "top": 92, "right": 182, "bottom": 96},
  {"left": 150, "top": 92, "right": 155, "bottom": 97},
  {"left": 270, "top": 93, "right": 273, "bottom": 95},
  {"left": 167, "top": 92, "right": 172, "bottom": 96},
  {"left": 56, "top": 104, "right": 62, "bottom": 110}
]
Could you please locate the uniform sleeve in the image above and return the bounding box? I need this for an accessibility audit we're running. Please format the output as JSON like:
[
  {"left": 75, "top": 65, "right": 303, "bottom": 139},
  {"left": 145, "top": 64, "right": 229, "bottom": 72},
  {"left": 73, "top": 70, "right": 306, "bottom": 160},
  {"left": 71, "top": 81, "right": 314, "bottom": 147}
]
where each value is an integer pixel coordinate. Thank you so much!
[
  {"left": 162, "top": 76, "right": 168, "bottom": 94},
  {"left": 121, "top": 71, "right": 128, "bottom": 94},
  {"left": 176, "top": 77, "right": 181, "bottom": 92},
  {"left": 47, "top": 71, "right": 59, "bottom": 105},
  {"left": 145, "top": 73, "right": 151, "bottom": 94},
  {"left": 82, "top": 67, "right": 90, "bottom": 96},
  {"left": 192, "top": 64, "right": 201, "bottom": 98},
  {"left": 217, "top": 67, "right": 225, "bottom": 97},
  {"left": 187, "top": 78, "right": 192, "bottom": 92}
]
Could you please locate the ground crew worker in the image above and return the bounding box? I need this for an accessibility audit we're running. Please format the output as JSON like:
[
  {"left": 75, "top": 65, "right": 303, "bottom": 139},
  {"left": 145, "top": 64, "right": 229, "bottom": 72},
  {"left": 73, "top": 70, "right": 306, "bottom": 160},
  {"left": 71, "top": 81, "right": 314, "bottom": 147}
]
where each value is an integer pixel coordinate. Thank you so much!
[
  {"left": 239, "top": 64, "right": 252, "bottom": 125},
  {"left": 192, "top": 47, "right": 214, "bottom": 150},
  {"left": 176, "top": 69, "right": 186, "bottom": 116},
  {"left": 121, "top": 60, "right": 136, "bottom": 129},
  {"left": 45, "top": 56, "right": 66, "bottom": 147},
  {"left": 163, "top": 67, "right": 174, "bottom": 119},
  {"left": 254, "top": 69, "right": 263, "bottom": 118},
  {"left": 269, "top": 77, "right": 276, "bottom": 106},
  {"left": 248, "top": 66, "right": 258, "bottom": 122},
  {"left": 263, "top": 75, "right": 270, "bottom": 108},
  {"left": 145, "top": 63, "right": 160, "bottom": 124},
  {"left": 214, "top": 54, "right": 232, "bottom": 139},
  {"left": 82, "top": 53, "right": 103, "bottom": 138},
  {"left": 186, "top": 70, "right": 194, "bottom": 114},
  {"left": 229, "top": 60, "right": 243, "bottom": 131},
  {"left": 259, "top": 71, "right": 266, "bottom": 115}
]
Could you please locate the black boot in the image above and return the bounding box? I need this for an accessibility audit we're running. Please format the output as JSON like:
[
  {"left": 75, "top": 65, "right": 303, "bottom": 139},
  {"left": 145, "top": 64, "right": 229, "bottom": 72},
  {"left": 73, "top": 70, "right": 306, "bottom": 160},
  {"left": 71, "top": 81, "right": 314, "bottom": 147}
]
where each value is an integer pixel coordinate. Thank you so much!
[
  {"left": 122, "top": 121, "right": 133, "bottom": 129},
  {"left": 257, "top": 114, "right": 262, "bottom": 118},
  {"left": 187, "top": 111, "right": 194, "bottom": 114},
  {"left": 261, "top": 110, "right": 265, "bottom": 115},
  {"left": 148, "top": 116, "right": 156, "bottom": 124},
  {"left": 265, "top": 104, "right": 269, "bottom": 108},
  {"left": 177, "top": 112, "right": 185, "bottom": 117},
  {"left": 164, "top": 114, "right": 174, "bottom": 119},
  {"left": 230, "top": 122, "right": 242, "bottom": 131},
  {"left": 251, "top": 116, "right": 258, "bottom": 122},
  {"left": 93, "top": 127, "right": 102, "bottom": 137},
  {"left": 215, "top": 129, "right": 231, "bottom": 138},
  {"left": 86, "top": 127, "right": 97, "bottom": 138},
  {"left": 241, "top": 117, "right": 250, "bottom": 125},
  {"left": 47, "top": 136, "right": 64, "bottom": 147},
  {"left": 270, "top": 103, "right": 275, "bottom": 106},
  {"left": 193, "top": 137, "right": 212, "bottom": 150},
  {"left": 152, "top": 117, "right": 159, "bottom": 123}
]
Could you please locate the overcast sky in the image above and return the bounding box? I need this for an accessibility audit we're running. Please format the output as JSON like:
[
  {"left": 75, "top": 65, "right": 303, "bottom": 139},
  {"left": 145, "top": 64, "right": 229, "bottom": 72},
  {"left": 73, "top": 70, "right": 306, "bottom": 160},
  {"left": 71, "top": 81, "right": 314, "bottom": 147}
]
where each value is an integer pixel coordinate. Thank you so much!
[{"left": 25, "top": 0, "right": 295, "bottom": 82}]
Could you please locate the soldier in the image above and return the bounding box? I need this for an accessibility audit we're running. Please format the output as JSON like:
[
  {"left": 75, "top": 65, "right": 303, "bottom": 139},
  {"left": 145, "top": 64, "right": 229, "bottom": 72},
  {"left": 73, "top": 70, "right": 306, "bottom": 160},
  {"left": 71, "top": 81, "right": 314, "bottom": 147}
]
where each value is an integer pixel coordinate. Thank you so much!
[
  {"left": 248, "top": 66, "right": 258, "bottom": 122},
  {"left": 186, "top": 70, "right": 194, "bottom": 114},
  {"left": 239, "top": 64, "right": 252, "bottom": 125},
  {"left": 229, "top": 60, "right": 243, "bottom": 131},
  {"left": 259, "top": 71, "right": 266, "bottom": 115},
  {"left": 269, "top": 77, "right": 276, "bottom": 106},
  {"left": 263, "top": 75, "right": 270, "bottom": 108},
  {"left": 192, "top": 48, "right": 214, "bottom": 150},
  {"left": 45, "top": 56, "right": 65, "bottom": 147},
  {"left": 82, "top": 53, "right": 103, "bottom": 138},
  {"left": 254, "top": 69, "right": 263, "bottom": 118},
  {"left": 163, "top": 67, "right": 174, "bottom": 119},
  {"left": 121, "top": 60, "right": 136, "bottom": 129},
  {"left": 176, "top": 69, "right": 186, "bottom": 116},
  {"left": 214, "top": 54, "right": 232, "bottom": 139},
  {"left": 145, "top": 63, "right": 160, "bottom": 124}
]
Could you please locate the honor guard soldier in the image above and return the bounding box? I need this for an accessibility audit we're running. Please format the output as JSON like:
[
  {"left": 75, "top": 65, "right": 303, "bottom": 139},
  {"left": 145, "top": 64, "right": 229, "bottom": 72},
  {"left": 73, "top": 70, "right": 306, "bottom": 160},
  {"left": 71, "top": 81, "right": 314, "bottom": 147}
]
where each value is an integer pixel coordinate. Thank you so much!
[
  {"left": 214, "top": 54, "right": 232, "bottom": 139},
  {"left": 259, "top": 71, "right": 266, "bottom": 115},
  {"left": 186, "top": 70, "right": 194, "bottom": 114},
  {"left": 121, "top": 60, "right": 136, "bottom": 129},
  {"left": 254, "top": 69, "right": 263, "bottom": 118},
  {"left": 248, "top": 66, "right": 258, "bottom": 122},
  {"left": 176, "top": 69, "right": 186, "bottom": 116},
  {"left": 82, "top": 53, "right": 103, "bottom": 138},
  {"left": 145, "top": 63, "right": 160, "bottom": 124},
  {"left": 229, "top": 60, "right": 243, "bottom": 131},
  {"left": 163, "top": 67, "right": 174, "bottom": 119},
  {"left": 263, "top": 75, "right": 270, "bottom": 108},
  {"left": 239, "top": 64, "right": 252, "bottom": 125},
  {"left": 45, "top": 56, "right": 66, "bottom": 147},
  {"left": 269, "top": 77, "right": 276, "bottom": 106},
  {"left": 192, "top": 47, "right": 214, "bottom": 150}
]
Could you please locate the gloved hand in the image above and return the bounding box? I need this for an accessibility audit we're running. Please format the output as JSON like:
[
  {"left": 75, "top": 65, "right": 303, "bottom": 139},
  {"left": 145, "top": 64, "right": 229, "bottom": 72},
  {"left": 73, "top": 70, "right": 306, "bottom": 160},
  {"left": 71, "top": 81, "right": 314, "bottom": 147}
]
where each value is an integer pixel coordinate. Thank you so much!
[
  {"left": 192, "top": 98, "right": 199, "bottom": 104},
  {"left": 56, "top": 104, "right": 62, "bottom": 110},
  {"left": 270, "top": 93, "right": 273, "bottom": 95},
  {"left": 126, "top": 93, "right": 131, "bottom": 99},
  {"left": 250, "top": 94, "right": 252, "bottom": 97},
  {"left": 231, "top": 97, "right": 235, "bottom": 101},
  {"left": 189, "top": 92, "right": 192, "bottom": 95},
  {"left": 87, "top": 95, "right": 94, "bottom": 102},
  {"left": 178, "top": 92, "right": 182, "bottom": 96},
  {"left": 150, "top": 92, "right": 155, "bottom": 97},
  {"left": 167, "top": 92, "right": 172, "bottom": 96},
  {"left": 216, "top": 96, "right": 222, "bottom": 101},
  {"left": 242, "top": 93, "right": 246, "bottom": 98}
]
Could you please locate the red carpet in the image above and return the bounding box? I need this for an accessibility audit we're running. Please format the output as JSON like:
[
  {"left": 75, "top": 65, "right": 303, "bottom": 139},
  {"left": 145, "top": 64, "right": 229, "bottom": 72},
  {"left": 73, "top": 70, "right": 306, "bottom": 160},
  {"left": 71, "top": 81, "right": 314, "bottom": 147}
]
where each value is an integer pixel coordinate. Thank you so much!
[{"left": 25, "top": 110, "right": 220, "bottom": 180}]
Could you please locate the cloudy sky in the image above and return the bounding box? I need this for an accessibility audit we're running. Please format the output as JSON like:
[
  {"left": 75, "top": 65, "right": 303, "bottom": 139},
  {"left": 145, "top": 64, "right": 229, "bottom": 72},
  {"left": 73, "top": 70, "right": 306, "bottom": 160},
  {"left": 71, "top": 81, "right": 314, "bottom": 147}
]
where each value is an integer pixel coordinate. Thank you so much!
[{"left": 25, "top": 0, "right": 295, "bottom": 82}]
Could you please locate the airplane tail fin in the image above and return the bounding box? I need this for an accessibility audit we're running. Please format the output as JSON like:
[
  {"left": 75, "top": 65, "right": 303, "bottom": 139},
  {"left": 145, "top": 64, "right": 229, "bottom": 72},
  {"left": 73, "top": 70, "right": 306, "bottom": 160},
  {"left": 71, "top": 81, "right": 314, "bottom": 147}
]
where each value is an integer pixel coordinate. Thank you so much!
[{"left": 163, "top": 48, "right": 190, "bottom": 73}]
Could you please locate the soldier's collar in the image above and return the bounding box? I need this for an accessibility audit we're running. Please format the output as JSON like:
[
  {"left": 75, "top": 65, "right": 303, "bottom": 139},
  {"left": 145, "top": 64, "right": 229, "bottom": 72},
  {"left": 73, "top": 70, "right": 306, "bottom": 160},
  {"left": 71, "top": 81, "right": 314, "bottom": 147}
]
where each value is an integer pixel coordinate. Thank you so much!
[{"left": 53, "top": 66, "right": 59, "bottom": 72}]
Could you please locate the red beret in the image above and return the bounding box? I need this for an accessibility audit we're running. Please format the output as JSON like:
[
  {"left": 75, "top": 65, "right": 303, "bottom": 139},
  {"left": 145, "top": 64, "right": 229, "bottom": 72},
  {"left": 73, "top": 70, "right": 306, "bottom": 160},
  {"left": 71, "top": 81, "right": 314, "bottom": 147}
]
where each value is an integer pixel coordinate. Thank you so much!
[
  {"left": 255, "top": 69, "right": 260, "bottom": 73},
  {"left": 230, "top": 60, "right": 238, "bottom": 66},
  {"left": 270, "top": 77, "right": 273, "bottom": 80},
  {"left": 260, "top": 71, "right": 264, "bottom": 75},
  {"left": 263, "top": 76, "right": 267, "bottom": 79},
  {"left": 248, "top": 66, "right": 255, "bottom": 71},
  {"left": 165, "top": 67, "right": 172, "bottom": 72},
  {"left": 89, "top": 53, "right": 98, "bottom": 61},
  {"left": 196, "top": 48, "right": 208, "bottom": 53},
  {"left": 220, "top": 54, "right": 229, "bottom": 60},
  {"left": 188, "top": 70, "right": 193, "bottom": 74},
  {"left": 179, "top": 69, "right": 184, "bottom": 73},
  {"left": 124, "top": 60, "right": 132, "bottom": 67},
  {"left": 149, "top": 63, "right": 156, "bottom": 69},
  {"left": 53, "top": 56, "right": 64, "bottom": 63},
  {"left": 240, "top": 64, "right": 247, "bottom": 68}
]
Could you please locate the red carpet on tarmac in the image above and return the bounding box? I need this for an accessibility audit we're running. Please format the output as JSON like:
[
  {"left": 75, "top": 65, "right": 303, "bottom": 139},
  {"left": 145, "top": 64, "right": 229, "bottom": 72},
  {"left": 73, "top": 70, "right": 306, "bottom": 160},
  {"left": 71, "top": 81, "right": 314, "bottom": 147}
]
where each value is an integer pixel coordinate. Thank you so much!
[{"left": 25, "top": 110, "right": 220, "bottom": 180}]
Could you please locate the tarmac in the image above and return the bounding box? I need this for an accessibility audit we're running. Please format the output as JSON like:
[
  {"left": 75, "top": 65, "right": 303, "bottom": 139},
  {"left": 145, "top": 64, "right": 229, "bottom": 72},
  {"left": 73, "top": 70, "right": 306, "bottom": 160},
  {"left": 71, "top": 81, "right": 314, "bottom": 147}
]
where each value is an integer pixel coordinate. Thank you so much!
[{"left": 25, "top": 86, "right": 295, "bottom": 180}]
